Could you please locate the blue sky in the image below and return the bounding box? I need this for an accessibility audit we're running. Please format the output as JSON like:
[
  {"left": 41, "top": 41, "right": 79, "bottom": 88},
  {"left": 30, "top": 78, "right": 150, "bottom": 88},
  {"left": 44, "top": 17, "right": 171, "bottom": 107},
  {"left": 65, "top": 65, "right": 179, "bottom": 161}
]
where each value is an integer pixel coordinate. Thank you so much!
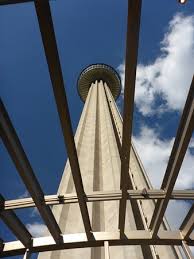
[{"left": 0, "top": 0, "right": 194, "bottom": 258}]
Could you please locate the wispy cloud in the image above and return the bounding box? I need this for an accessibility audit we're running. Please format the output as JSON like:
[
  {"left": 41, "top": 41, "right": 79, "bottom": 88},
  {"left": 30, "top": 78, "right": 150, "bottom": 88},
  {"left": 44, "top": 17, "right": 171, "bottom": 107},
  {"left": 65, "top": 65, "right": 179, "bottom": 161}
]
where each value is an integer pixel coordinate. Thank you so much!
[
  {"left": 118, "top": 14, "right": 194, "bottom": 116},
  {"left": 119, "top": 13, "right": 194, "bottom": 248},
  {"left": 133, "top": 124, "right": 194, "bottom": 248},
  {"left": 18, "top": 190, "right": 29, "bottom": 199},
  {"left": 165, "top": 200, "right": 191, "bottom": 230},
  {"left": 133, "top": 125, "right": 194, "bottom": 189},
  {"left": 26, "top": 222, "right": 49, "bottom": 237}
]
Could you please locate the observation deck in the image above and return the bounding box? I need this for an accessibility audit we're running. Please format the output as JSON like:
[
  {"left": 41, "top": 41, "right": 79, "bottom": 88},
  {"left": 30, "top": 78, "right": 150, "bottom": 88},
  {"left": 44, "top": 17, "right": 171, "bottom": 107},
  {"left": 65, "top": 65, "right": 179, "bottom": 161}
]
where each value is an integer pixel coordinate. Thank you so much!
[{"left": 77, "top": 64, "right": 121, "bottom": 102}]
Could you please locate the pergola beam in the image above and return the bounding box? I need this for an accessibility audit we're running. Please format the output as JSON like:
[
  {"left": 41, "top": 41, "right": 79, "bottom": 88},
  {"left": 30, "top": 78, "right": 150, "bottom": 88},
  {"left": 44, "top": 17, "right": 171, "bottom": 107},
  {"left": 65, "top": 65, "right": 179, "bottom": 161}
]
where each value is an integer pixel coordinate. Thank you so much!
[
  {"left": 3, "top": 190, "right": 194, "bottom": 211},
  {"left": 119, "top": 0, "right": 142, "bottom": 234},
  {"left": 182, "top": 241, "right": 194, "bottom": 259},
  {"left": 180, "top": 204, "right": 194, "bottom": 240},
  {"left": 23, "top": 249, "right": 31, "bottom": 259},
  {"left": 1, "top": 230, "right": 194, "bottom": 258},
  {"left": 34, "top": 0, "right": 92, "bottom": 238},
  {"left": 104, "top": 241, "right": 110, "bottom": 259},
  {"left": 0, "top": 238, "right": 4, "bottom": 253},
  {"left": 150, "top": 76, "right": 194, "bottom": 237},
  {"left": 0, "top": 100, "right": 62, "bottom": 243},
  {"left": 0, "top": 0, "right": 30, "bottom": 4},
  {"left": 0, "top": 195, "right": 32, "bottom": 247}
]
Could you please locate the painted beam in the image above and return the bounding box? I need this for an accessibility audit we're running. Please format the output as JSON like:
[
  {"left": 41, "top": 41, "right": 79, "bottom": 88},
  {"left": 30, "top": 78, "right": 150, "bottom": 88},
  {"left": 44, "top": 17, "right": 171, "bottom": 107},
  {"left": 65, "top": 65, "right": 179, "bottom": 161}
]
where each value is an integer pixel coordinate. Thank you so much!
[
  {"left": 150, "top": 76, "right": 194, "bottom": 237},
  {"left": 0, "top": 195, "right": 32, "bottom": 247},
  {"left": 104, "top": 241, "right": 110, "bottom": 259},
  {"left": 182, "top": 241, "right": 194, "bottom": 259},
  {"left": 0, "top": 100, "right": 62, "bottom": 243},
  {"left": 119, "top": 0, "right": 142, "bottom": 234},
  {"left": 34, "top": 0, "right": 92, "bottom": 239},
  {"left": 1, "top": 230, "right": 193, "bottom": 258},
  {"left": 2, "top": 190, "right": 194, "bottom": 211},
  {"left": 180, "top": 204, "right": 194, "bottom": 240}
]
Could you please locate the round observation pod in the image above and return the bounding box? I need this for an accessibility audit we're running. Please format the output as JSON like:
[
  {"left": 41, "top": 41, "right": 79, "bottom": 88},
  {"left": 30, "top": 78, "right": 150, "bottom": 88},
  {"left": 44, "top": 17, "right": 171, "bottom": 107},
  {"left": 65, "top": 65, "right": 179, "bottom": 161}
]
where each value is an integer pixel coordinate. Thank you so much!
[{"left": 78, "top": 64, "right": 121, "bottom": 102}]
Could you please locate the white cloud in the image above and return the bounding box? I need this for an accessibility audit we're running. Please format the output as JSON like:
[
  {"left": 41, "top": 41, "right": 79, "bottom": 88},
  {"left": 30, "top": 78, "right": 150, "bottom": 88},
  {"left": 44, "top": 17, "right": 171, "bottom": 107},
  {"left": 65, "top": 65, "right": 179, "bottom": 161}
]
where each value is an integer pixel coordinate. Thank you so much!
[
  {"left": 18, "top": 190, "right": 29, "bottom": 199},
  {"left": 119, "top": 14, "right": 194, "bottom": 116},
  {"left": 190, "top": 246, "right": 194, "bottom": 256},
  {"left": 30, "top": 207, "right": 39, "bottom": 217},
  {"left": 133, "top": 125, "right": 194, "bottom": 189},
  {"left": 165, "top": 200, "right": 190, "bottom": 230},
  {"left": 133, "top": 125, "right": 194, "bottom": 247},
  {"left": 26, "top": 222, "right": 49, "bottom": 237},
  {"left": 118, "top": 12, "right": 194, "bottom": 254}
]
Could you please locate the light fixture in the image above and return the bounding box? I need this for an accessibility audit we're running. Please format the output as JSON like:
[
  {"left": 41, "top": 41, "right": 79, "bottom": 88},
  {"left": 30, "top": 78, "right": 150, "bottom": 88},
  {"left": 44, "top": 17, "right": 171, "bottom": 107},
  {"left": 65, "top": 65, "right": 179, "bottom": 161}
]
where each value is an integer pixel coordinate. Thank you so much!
[{"left": 178, "top": 0, "right": 187, "bottom": 4}]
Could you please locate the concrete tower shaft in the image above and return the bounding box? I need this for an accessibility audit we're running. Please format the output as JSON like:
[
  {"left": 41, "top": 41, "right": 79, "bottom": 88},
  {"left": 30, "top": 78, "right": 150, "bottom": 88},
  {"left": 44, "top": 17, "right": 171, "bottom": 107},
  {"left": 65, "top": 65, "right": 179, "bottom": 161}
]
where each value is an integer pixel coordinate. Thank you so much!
[{"left": 38, "top": 65, "right": 182, "bottom": 259}]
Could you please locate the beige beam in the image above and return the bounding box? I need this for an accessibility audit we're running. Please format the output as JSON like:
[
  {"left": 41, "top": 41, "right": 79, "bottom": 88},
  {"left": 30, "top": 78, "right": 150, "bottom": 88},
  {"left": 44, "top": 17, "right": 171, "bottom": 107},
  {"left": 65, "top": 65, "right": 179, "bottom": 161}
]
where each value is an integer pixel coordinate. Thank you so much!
[
  {"left": 23, "top": 249, "right": 31, "bottom": 259},
  {"left": 1, "top": 230, "right": 194, "bottom": 258},
  {"left": 150, "top": 76, "right": 194, "bottom": 237},
  {"left": 34, "top": 0, "right": 92, "bottom": 239},
  {"left": 180, "top": 204, "right": 194, "bottom": 240},
  {"left": 119, "top": 0, "right": 142, "bottom": 234},
  {"left": 182, "top": 241, "right": 194, "bottom": 259},
  {"left": 3, "top": 190, "right": 194, "bottom": 211},
  {"left": 104, "top": 241, "right": 110, "bottom": 259},
  {"left": 0, "top": 100, "right": 62, "bottom": 243}
]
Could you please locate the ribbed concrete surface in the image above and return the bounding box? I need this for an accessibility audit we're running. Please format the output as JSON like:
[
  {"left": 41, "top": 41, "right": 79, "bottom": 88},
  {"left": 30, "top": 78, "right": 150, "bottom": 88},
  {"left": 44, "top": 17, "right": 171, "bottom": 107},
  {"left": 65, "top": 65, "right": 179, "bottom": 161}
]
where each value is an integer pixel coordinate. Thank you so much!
[{"left": 38, "top": 81, "right": 182, "bottom": 259}]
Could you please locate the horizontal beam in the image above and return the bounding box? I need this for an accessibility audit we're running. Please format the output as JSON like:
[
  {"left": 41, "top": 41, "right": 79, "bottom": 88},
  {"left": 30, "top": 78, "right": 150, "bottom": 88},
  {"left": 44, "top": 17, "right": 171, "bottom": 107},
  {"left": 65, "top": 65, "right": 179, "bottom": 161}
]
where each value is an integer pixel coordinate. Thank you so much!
[
  {"left": 0, "top": 100, "right": 62, "bottom": 243},
  {"left": 1, "top": 230, "right": 194, "bottom": 258},
  {"left": 180, "top": 204, "right": 194, "bottom": 240},
  {"left": 150, "top": 76, "right": 194, "bottom": 236},
  {"left": 3, "top": 190, "right": 194, "bottom": 211},
  {"left": 119, "top": 0, "right": 142, "bottom": 234},
  {"left": 0, "top": 195, "right": 32, "bottom": 247},
  {"left": 34, "top": 0, "right": 92, "bottom": 239}
]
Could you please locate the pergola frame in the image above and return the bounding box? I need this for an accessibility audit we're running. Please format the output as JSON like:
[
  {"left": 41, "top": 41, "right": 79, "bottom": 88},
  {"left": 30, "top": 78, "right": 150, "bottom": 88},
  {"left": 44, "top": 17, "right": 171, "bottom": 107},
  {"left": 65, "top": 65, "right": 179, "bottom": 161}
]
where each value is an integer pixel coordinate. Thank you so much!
[{"left": 0, "top": 0, "right": 193, "bottom": 258}]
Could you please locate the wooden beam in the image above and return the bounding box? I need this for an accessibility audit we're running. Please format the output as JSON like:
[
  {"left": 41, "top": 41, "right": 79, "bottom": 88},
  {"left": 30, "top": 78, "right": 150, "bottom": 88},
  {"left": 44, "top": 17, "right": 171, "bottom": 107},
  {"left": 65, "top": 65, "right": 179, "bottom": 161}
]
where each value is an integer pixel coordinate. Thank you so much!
[
  {"left": 0, "top": 239, "right": 4, "bottom": 252},
  {"left": 34, "top": 0, "right": 92, "bottom": 238},
  {"left": 3, "top": 190, "right": 194, "bottom": 211},
  {"left": 119, "top": 0, "right": 142, "bottom": 234},
  {"left": 0, "top": 0, "right": 30, "bottom": 4},
  {"left": 104, "top": 241, "right": 110, "bottom": 259},
  {"left": 0, "top": 99, "right": 62, "bottom": 243},
  {"left": 180, "top": 204, "right": 194, "bottom": 240},
  {"left": 0, "top": 195, "right": 32, "bottom": 247},
  {"left": 182, "top": 241, "right": 194, "bottom": 259},
  {"left": 150, "top": 76, "right": 194, "bottom": 237},
  {"left": 1, "top": 230, "right": 193, "bottom": 258},
  {"left": 23, "top": 249, "right": 31, "bottom": 259}
]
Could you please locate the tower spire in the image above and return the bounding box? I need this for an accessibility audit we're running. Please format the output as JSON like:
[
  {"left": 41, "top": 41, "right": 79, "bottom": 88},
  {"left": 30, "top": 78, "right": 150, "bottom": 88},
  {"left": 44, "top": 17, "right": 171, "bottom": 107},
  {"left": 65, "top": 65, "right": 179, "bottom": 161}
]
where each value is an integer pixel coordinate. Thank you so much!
[{"left": 38, "top": 64, "right": 182, "bottom": 259}]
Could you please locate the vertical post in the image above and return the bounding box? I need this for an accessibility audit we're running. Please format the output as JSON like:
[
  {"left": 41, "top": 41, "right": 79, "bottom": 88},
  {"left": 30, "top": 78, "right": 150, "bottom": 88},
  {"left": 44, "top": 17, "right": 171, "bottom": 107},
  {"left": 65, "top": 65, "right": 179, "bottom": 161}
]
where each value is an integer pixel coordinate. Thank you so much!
[
  {"left": 104, "top": 241, "right": 110, "bottom": 259},
  {"left": 23, "top": 249, "right": 31, "bottom": 259}
]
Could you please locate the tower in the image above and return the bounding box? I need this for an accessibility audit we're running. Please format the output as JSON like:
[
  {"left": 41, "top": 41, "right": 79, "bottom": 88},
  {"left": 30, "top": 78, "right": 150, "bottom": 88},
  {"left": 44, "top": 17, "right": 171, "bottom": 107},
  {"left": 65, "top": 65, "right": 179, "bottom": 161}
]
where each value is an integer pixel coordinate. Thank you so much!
[
  {"left": 0, "top": 0, "right": 193, "bottom": 258},
  {"left": 38, "top": 64, "right": 182, "bottom": 259}
]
